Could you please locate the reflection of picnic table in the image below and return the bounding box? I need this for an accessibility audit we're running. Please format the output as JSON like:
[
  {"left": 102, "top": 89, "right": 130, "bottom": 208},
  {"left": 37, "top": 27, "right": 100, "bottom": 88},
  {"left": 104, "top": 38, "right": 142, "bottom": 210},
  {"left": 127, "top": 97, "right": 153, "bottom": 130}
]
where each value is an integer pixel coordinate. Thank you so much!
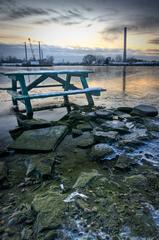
[{"left": 3, "top": 70, "right": 105, "bottom": 118}]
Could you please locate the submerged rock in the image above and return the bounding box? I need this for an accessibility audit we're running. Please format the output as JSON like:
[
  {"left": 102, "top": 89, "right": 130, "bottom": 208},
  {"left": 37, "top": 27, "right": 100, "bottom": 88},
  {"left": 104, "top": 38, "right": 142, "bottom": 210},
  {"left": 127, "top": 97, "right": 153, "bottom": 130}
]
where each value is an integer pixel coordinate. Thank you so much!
[
  {"left": 0, "top": 161, "right": 8, "bottom": 186},
  {"left": 72, "top": 128, "right": 83, "bottom": 138},
  {"left": 73, "top": 169, "right": 100, "bottom": 189},
  {"left": 115, "top": 154, "right": 137, "bottom": 170},
  {"left": 131, "top": 105, "right": 158, "bottom": 117},
  {"left": 25, "top": 154, "right": 54, "bottom": 180},
  {"left": 9, "top": 125, "right": 68, "bottom": 152},
  {"left": 90, "top": 143, "right": 114, "bottom": 161}
]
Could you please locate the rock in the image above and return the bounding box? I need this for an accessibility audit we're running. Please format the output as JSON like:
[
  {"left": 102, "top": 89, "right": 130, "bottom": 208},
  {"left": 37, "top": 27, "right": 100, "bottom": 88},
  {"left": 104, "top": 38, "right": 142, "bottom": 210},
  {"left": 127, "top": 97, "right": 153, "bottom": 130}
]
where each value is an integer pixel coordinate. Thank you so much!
[
  {"left": 118, "top": 139, "right": 143, "bottom": 148},
  {"left": 124, "top": 174, "right": 147, "bottom": 188},
  {"left": 144, "top": 119, "right": 159, "bottom": 132},
  {"left": 117, "top": 107, "right": 133, "bottom": 114},
  {"left": 73, "top": 169, "right": 99, "bottom": 189},
  {"left": 18, "top": 118, "right": 51, "bottom": 129},
  {"left": 9, "top": 125, "right": 68, "bottom": 152},
  {"left": 76, "top": 122, "right": 93, "bottom": 131},
  {"left": 121, "top": 128, "right": 149, "bottom": 141},
  {"left": 95, "top": 109, "right": 113, "bottom": 120},
  {"left": 72, "top": 128, "right": 83, "bottom": 138},
  {"left": 21, "top": 227, "right": 32, "bottom": 240},
  {"left": 101, "top": 120, "right": 129, "bottom": 133},
  {"left": 131, "top": 105, "right": 158, "bottom": 117},
  {"left": 0, "top": 161, "right": 8, "bottom": 183},
  {"left": 68, "top": 110, "right": 84, "bottom": 120},
  {"left": 90, "top": 144, "right": 114, "bottom": 161},
  {"left": 93, "top": 130, "right": 118, "bottom": 142},
  {"left": 25, "top": 154, "right": 54, "bottom": 180},
  {"left": 77, "top": 132, "right": 94, "bottom": 148},
  {"left": 32, "top": 190, "right": 65, "bottom": 233},
  {"left": 115, "top": 154, "right": 137, "bottom": 170}
]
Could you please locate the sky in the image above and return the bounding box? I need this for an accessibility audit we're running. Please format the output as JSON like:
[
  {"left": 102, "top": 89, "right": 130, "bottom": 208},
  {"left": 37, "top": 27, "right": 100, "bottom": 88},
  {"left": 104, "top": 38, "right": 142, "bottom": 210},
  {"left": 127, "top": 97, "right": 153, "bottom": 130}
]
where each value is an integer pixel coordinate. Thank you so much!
[{"left": 0, "top": 0, "right": 159, "bottom": 62}]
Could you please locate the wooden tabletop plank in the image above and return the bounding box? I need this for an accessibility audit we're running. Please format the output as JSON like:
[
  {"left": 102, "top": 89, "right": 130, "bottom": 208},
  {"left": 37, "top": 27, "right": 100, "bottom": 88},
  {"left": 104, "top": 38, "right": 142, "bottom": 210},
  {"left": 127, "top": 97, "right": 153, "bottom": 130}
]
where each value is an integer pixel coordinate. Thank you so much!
[{"left": 3, "top": 70, "right": 94, "bottom": 76}]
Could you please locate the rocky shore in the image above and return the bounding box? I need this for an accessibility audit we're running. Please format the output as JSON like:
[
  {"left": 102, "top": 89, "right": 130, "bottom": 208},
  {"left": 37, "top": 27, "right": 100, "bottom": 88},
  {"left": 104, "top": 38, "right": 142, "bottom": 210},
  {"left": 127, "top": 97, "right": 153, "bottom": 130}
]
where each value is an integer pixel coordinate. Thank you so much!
[{"left": 0, "top": 104, "right": 159, "bottom": 240}]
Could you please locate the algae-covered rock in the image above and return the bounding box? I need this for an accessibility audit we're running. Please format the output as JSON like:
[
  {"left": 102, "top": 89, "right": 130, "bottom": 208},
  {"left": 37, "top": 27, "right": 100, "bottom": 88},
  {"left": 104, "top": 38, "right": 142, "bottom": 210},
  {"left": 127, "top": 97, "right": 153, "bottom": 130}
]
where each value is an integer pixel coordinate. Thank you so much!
[
  {"left": 77, "top": 132, "right": 94, "bottom": 148},
  {"left": 18, "top": 118, "right": 51, "bottom": 129},
  {"left": 9, "top": 125, "right": 68, "bottom": 152},
  {"left": 115, "top": 154, "right": 137, "bottom": 170},
  {"left": 76, "top": 122, "right": 93, "bottom": 131},
  {"left": 124, "top": 174, "right": 147, "bottom": 188},
  {"left": 131, "top": 105, "right": 158, "bottom": 117},
  {"left": 32, "top": 190, "right": 66, "bottom": 233},
  {"left": 90, "top": 143, "right": 114, "bottom": 161},
  {"left": 72, "top": 128, "right": 83, "bottom": 138},
  {"left": 73, "top": 169, "right": 100, "bottom": 189}
]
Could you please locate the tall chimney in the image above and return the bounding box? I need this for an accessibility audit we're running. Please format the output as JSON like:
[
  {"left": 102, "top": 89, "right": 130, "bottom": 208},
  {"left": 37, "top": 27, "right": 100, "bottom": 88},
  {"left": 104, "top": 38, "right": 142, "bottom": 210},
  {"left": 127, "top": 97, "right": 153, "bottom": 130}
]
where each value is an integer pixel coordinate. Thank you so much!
[{"left": 123, "top": 27, "right": 127, "bottom": 62}]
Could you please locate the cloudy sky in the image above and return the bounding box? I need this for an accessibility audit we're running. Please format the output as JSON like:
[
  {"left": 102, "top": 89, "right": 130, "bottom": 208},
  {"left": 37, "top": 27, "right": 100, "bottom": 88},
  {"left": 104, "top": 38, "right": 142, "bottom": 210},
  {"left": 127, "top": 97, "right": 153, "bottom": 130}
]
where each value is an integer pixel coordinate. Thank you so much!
[{"left": 0, "top": 0, "right": 159, "bottom": 61}]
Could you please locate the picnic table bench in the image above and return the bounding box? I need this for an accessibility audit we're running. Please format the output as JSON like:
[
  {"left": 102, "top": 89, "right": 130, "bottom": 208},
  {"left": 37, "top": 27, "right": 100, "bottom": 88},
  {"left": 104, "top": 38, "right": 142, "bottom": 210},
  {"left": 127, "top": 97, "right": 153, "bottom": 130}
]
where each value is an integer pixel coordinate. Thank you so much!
[{"left": 2, "top": 70, "right": 105, "bottom": 119}]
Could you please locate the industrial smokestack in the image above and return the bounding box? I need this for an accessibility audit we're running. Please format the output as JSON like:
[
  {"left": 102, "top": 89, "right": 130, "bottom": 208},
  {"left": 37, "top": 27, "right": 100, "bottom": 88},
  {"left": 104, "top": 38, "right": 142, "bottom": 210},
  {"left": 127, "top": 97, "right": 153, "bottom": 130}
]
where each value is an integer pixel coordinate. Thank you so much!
[{"left": 123, "top": 27, "right": 127, "bottom": 62}]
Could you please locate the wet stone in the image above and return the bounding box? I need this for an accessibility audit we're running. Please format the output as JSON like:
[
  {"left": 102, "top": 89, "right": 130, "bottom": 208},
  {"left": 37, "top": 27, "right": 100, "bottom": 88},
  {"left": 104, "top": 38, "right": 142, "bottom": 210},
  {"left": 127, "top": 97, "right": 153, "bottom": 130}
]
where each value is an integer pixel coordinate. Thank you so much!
[
  {"left": 25, "top": 154, "right": 54, "bottom": 180},
  {"left": 72, "top": 128, "right": 83, "bottom": 138},
  {"left": 115, "top": 154, "right": 137, "bottom": 170},
  {"left": 131, "top": 104, "right": 158, "bottom": 117},
  {"left": 77, "top": 132, "right": 94, "bottom": 148},
  {"left": 90, "top": 143, "right": 114, "bottom": 161},
  {"left": 73, "top": 169, "right": 100, "bottom": 189},
  {"left": 101, "top": 120, "right": 129, "bottom": 133},
  {"left": 117, "top": 106, "right": 133, "bottom": 114},
  {"left": 124, "top": 174, "right": 148, "bottom": 189},
  {"left": 93, "top": 130, "right": 118, "bottom": 143},
  {"left": 95, "top": 109, "right": 113, "bottom": 120},
  {"left": 76, "top": 122, "right": 93, "bottom": 131},
  {"left": 18, "top": 118, "right": 51, "bottom": 129},
  {"left": 9, "top": 125, "right": 68, "bottom": 152}
]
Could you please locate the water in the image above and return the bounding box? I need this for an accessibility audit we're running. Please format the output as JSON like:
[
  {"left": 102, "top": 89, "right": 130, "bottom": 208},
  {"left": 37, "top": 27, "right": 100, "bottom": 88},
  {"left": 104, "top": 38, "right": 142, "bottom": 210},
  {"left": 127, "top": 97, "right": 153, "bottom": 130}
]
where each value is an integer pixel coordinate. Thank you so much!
[{"left": 0, "top": 65, "right": 159, "bottom": 147}]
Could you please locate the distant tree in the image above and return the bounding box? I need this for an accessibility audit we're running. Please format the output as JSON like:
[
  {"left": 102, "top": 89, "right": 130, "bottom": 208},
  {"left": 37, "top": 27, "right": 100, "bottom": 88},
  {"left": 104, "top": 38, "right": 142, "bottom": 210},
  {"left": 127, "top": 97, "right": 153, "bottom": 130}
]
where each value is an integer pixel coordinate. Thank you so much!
[
  {"left": 115, "top": 55, "right": 122, "bottom": 62},
  {"left": 95, "top": 55, "right": 105, "bottom": 65},
  {"left": 46, "top": 56, "right": 54, "bottom": 64},
  {"left": 82, "top": 54, "right": 96, "bottom": 65},
  {"left": 104, "top": 57, "right": 111, "bottom": 65}
]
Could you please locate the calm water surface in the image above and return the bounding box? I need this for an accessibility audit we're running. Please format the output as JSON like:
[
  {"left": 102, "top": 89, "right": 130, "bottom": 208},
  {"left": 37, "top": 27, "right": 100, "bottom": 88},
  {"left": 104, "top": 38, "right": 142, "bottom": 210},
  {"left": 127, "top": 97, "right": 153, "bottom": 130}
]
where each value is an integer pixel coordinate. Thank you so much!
[{"left": 0, "top": 65, "right": 159, "bottom": 147}]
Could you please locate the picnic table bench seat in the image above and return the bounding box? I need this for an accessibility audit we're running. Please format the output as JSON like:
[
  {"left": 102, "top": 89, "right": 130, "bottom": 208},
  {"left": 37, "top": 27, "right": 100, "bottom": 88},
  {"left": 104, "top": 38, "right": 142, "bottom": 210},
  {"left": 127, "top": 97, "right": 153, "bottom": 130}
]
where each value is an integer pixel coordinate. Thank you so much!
[{"left": 8, "top": 87, "right": 105, "bottom": 100}]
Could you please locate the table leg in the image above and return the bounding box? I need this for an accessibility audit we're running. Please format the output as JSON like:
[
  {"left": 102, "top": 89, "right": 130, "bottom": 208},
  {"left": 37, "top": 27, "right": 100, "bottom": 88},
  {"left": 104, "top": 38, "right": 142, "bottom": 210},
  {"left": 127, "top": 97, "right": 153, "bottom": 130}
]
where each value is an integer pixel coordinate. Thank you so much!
[
  {"left": 12, "top": 78, "right": 19, "bottom": 111},
  {"left": 63, "top": 74, "right": 71, "bottom": 112},
  {"left": 18, "top": 75, "right": 33, "bottom": 119},
  {"left": 80, "top": 75, "right": 94, "bottom": 107}
]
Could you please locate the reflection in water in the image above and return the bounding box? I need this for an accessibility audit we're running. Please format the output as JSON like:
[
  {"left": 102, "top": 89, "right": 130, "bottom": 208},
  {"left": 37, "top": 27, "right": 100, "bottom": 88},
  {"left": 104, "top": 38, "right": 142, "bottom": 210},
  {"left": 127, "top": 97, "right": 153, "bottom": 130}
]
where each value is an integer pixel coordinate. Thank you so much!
[{"left": 122, "top": 66, "right": 126, "bottom": 93}]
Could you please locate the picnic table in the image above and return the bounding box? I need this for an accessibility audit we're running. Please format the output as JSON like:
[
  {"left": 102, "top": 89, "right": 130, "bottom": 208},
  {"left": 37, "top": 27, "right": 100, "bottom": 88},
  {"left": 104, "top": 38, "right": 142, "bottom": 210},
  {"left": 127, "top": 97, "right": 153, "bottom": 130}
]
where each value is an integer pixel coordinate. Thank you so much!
[{"left": 2, "top": 70, "right": 105, "bottom": 119}]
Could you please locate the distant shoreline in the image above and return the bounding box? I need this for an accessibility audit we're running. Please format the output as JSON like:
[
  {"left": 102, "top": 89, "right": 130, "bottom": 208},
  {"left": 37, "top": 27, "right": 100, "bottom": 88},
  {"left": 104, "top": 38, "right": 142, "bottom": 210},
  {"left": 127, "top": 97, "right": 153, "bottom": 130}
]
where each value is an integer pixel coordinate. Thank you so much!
[{"left": 1, "top": 63, "right": 159, "bottom": 67}]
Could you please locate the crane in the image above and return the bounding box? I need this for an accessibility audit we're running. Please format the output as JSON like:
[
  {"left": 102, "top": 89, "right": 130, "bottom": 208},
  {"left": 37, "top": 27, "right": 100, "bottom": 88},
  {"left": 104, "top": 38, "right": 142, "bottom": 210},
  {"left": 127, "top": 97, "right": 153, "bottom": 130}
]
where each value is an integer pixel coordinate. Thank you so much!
[{"left": 28, "top": 38, "right": 36, "bottom": 61}]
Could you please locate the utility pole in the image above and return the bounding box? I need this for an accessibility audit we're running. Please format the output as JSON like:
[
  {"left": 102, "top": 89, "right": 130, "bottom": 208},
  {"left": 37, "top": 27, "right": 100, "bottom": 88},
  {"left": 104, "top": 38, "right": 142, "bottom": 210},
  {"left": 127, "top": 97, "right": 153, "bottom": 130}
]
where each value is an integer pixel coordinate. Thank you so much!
[
  {"left": 38, "top": 41, "right": 41, "bottom": 62},
  {"left": 123, "top": 27, "right": 127, "bottom": 62},
  {"left": 24, "top": 42, "right": 28, "bottom": 63}
]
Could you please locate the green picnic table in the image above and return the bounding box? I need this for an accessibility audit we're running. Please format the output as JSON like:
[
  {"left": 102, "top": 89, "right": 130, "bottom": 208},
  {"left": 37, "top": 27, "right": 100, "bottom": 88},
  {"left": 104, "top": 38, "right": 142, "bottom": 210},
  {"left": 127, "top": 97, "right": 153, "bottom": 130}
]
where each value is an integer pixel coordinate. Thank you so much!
[{"left": 2, "top": 70, "right": 105, "bottom": 119}]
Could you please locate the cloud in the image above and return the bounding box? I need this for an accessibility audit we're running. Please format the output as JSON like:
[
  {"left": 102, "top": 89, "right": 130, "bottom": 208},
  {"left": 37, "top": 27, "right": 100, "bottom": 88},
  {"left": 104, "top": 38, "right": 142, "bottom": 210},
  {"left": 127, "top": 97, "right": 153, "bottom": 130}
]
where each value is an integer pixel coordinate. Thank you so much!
[
  {"left": 149, "top": 38, "right": 159, "bottom": 45},
  {"left": 33, "top": 9, "right": 88, "bottom": 26},
  {"left": 1, "top": 7, "right": 49, "bottom": 20}
]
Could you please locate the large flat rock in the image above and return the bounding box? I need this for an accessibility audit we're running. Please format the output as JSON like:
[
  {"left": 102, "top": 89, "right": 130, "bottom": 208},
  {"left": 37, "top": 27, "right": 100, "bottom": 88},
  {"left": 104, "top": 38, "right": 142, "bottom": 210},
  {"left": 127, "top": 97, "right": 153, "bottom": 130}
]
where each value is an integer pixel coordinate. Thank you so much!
[{"left": 9, "top": 125, "right": 68, "bottom": 152}]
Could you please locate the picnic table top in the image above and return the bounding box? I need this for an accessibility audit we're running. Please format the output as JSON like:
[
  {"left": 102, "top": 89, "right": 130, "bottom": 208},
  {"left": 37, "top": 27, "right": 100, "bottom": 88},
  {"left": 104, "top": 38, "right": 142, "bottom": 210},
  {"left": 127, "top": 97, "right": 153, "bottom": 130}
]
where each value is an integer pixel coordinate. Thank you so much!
[{"left": 3, "top": 70, "right": 94, "bottom": 77}]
